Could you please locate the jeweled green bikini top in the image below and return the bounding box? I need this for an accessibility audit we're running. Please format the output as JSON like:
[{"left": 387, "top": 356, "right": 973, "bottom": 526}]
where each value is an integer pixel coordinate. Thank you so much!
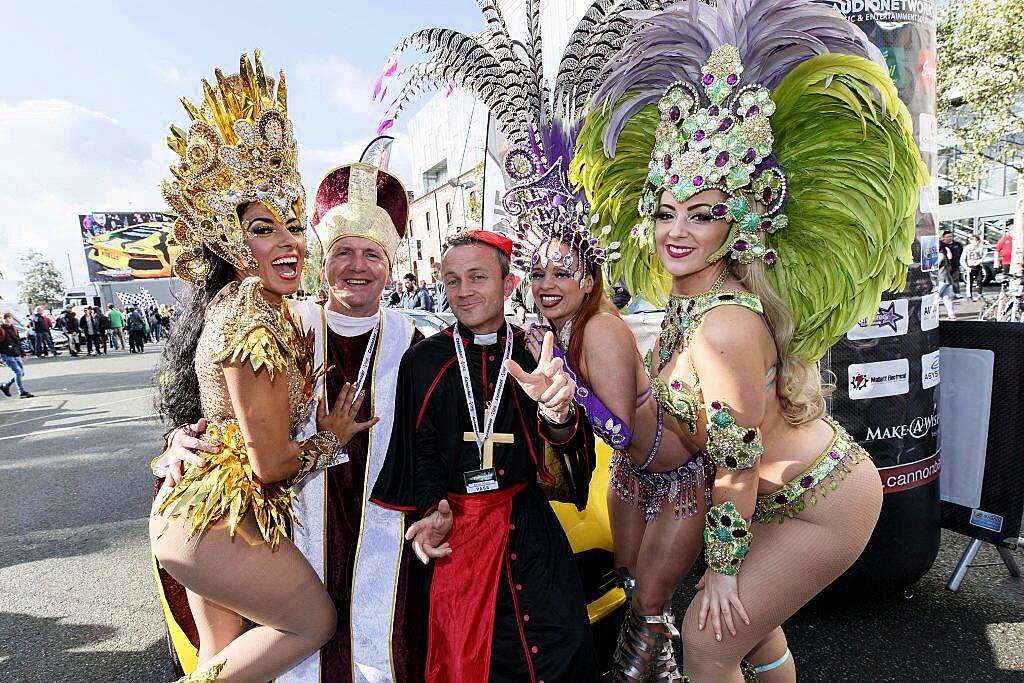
[
  {"left": 648, "top": 289, "right": 765, "bottom": 433},
  {"left": 649, "top": 374, "right": 702, "bottom": 434}
]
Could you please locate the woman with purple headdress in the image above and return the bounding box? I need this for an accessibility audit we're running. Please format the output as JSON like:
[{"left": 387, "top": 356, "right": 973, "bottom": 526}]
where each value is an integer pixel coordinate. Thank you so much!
[
  {"left": 375, "top": 1, "right": 708, "bottom": 678},
  {"left": 573, "top": 0, "right": 927, "bottom": 680}
]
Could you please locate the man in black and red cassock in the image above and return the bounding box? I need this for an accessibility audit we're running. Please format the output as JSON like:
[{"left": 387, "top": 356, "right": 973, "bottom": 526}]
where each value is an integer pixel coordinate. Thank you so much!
[
  {"left": 371, "top": 230, "right": 599, "bottom": 683},
  {"left": 157, "top": 162, "right": 428, "bottom": 683}
]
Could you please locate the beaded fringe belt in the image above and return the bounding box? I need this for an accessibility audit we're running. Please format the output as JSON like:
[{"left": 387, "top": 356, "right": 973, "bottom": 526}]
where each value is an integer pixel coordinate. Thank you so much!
[
  {"left": 753, "top": 417, "right": 869, "bottom": 525},
  {"left": 610, "top": 450, "right": 714, "bottom": 522}
]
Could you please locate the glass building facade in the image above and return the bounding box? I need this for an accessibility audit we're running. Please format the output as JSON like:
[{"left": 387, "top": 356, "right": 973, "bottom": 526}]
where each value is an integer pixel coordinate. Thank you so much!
[{"left": 938, "top": 145, "right": 1020, "bottom": 249}]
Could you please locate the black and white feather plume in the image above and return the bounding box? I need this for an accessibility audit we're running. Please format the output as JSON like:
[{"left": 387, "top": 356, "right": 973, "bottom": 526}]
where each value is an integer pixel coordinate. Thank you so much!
[
  {"left": 376, "top": 0, "right": 672, "bottom": 278},
  {"left": 378, "top": 0, "right": 668, "bottom": 162}
]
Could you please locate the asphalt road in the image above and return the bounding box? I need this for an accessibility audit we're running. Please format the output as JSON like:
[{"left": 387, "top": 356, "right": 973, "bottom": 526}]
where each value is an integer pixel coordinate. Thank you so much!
[
  {"left": 1, "top": 345, "right": 1021, "bottom": 681},
  {"left": 0, "top": 346, "right": 175, "bottom": 682}
]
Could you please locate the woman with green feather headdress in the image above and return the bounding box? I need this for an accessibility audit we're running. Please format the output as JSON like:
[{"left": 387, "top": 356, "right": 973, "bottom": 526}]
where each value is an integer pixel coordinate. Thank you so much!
[{"left": 571, "top": 1, "right": 927, "bottom": 680}]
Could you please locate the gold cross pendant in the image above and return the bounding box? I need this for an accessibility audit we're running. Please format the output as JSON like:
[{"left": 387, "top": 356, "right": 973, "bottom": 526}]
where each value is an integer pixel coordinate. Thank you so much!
[{"left": 464, "top": 407, "right": 515, "bottom": 469}]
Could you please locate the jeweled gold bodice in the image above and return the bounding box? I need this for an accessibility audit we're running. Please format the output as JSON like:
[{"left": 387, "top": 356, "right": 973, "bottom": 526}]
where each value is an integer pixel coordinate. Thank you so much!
[
  {"left": 196, "top": 277, "right": 316, "bottom": 431},
  {"left": 156, "top": 277, "right": 318, "bottom": 550}
]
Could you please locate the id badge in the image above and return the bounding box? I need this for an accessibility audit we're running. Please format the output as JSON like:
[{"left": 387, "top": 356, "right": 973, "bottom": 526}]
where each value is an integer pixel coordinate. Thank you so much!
[{"left": 464, "top": 467, "right": 500, "bottom": 494}]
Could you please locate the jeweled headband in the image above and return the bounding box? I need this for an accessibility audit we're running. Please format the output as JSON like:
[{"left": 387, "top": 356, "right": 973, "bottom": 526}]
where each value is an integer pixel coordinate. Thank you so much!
[
  {"left": 503, "top": 136, "right": 620, "bottom": 284},
  {"left": 161, "top": 50, "right": 305, "bottom": 285},
  {"left": 636, "top": 44, "right": 788, "bottom": 266}
]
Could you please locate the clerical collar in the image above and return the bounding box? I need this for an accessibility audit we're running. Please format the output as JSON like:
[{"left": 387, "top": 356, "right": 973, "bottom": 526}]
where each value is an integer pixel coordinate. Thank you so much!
[
  {"left": 474, "top": 332, "right": 498, "bottom": 345},
  {"left": 456, "top": 320, "right": 508, "bottom": 346},
  {"left": 326, "top": 307, "right": 380, "bottom": 337}
]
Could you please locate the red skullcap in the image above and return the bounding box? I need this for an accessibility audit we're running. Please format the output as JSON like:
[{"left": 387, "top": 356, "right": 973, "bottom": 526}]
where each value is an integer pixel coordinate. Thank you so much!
[{"left": 466, "top": 230, "right": 513, "bottom": 257}]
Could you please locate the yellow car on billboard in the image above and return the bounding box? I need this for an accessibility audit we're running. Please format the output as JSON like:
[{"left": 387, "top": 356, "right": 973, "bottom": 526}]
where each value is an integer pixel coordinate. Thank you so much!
[{"left": 88, "top": 222, "right": 180, "bottom": 279}]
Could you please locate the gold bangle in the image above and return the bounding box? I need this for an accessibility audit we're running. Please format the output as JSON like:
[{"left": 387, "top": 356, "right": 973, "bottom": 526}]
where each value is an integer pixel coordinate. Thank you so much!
[{"left": 294, "top": 431, "right": 347, "bottom": 483}]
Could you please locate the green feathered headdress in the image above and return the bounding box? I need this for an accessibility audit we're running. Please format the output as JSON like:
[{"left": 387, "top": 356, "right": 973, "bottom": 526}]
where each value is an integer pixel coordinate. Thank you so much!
[{"left": 571, "top": 0, "right": 928, "bottom": 363}]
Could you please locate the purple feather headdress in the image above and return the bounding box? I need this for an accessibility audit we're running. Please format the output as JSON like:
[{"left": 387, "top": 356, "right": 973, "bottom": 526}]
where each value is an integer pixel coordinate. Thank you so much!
[
  {"left": 592, "top": 0, "right": 885, "bottom": 265},
  {"left": 503, "top": 123, "right": 623, "bottom": 279},
  {"left": 595, "top": 0, "right": 884, "bottom": 153},
  {"left": 377, "top": 0, "right": 667, "bottom": 278}
]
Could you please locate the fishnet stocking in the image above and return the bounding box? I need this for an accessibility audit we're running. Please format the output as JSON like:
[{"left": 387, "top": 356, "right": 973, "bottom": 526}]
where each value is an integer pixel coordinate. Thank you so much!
[{"left": 681, "top": 461, "right": 882, "bottom": 683}]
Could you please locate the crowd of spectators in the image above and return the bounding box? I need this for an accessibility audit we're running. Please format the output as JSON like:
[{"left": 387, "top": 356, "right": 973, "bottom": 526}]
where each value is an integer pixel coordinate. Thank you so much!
[
  {"left": 386, "top": 265, "right": 450, "bottom": 313},
  {"left": 1, "top": 301, "right": 178, "bottom": 400}
]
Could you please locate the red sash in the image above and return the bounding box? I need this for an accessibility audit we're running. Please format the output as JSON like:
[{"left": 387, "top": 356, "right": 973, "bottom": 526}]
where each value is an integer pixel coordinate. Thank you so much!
[{"left": 426, "top": 482, "right": 526, "bottom": 683}]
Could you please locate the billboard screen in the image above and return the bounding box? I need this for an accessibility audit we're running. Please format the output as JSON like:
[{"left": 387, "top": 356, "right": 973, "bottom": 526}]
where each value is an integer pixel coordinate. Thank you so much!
[{"left": 78, "top": 211, "right": 179, "bottom": 282}]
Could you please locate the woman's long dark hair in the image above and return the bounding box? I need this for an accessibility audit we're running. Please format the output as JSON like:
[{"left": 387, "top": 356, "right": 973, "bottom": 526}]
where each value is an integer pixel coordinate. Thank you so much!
[{"left": 155, "top": 248, "right": 236, "bottom": 427}]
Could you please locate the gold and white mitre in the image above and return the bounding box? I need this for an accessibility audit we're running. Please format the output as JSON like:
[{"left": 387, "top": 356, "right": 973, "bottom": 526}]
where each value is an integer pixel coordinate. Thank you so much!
[{"left": 312, "top": 163, "right": 409, "bottom": 263}]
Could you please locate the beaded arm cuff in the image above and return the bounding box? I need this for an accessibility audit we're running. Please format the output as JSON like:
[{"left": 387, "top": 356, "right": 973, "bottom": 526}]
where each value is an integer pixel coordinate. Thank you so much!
[
  {"left": 293, "top": 430, "right": 348, "bottom": 485},
  {"left": 706, "top": 400, "right": 763, "bottom": 470},
  {"left": 704, "top": 501, "right": 752, "bottom": 575}
]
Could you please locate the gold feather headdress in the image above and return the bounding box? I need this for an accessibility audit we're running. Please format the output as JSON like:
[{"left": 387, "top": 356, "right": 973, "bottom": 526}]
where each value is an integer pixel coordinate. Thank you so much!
[{"left": 161, "top": 50, "right": 305, "bottom": 284}]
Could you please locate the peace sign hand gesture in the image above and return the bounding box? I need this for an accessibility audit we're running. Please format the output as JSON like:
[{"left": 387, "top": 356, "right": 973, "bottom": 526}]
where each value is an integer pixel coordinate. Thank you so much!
[
  {"left": 505, "top": 331, "right": 576, "bottom": 423},
  {"left": 316, "top": 381, "right": 380, "bottom": 446}
]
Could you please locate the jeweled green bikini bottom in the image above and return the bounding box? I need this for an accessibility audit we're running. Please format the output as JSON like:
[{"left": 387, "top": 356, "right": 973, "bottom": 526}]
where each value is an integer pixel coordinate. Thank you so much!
[{"left": 752, "top": 416, "right": 870, "bottom": 524}]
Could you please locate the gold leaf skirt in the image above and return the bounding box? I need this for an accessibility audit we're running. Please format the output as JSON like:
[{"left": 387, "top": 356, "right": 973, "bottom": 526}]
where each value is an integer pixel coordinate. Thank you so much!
[{"left": 155, "top": 420, "right": 295, "bottom": 551}]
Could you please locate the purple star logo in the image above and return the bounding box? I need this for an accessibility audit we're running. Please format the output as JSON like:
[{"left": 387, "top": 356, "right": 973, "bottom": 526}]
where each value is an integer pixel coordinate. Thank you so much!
[{"left": 872, "top": 302, "right": 904, "bottom": 333}]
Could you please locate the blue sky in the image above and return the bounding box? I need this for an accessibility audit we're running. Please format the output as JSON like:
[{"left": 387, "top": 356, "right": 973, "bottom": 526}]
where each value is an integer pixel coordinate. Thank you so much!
[{"left": 0, "top": 0, "right": 483, "bottom": 305}]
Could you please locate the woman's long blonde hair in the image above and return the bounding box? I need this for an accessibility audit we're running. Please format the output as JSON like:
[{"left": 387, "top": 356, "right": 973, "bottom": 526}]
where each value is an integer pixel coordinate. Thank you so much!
[{"left": 733, "top": 259, "right": 831, "bottom": 426}]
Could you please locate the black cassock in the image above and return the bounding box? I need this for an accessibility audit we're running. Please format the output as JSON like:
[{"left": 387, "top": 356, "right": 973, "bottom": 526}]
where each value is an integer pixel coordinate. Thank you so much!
[{"left": 371, "top": 321, "right": 598, "bottom": 683}]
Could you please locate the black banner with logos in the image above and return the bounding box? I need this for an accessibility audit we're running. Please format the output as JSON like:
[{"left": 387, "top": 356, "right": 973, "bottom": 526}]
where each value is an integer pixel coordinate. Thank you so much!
[{"left": 816, "top": 0, "right": 941, "bottom": 592}]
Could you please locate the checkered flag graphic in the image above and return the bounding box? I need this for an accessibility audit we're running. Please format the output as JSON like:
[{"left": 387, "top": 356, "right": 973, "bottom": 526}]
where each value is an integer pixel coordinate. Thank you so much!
[
  {"left": 138, "top": 287, "right": 159, "bottom": 309},
  {"left": 117, "top": 291, "right": 141, "bottom": 307}
]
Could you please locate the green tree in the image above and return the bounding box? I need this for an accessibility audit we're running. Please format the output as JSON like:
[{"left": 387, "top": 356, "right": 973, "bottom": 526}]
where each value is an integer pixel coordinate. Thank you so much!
[
  {"left": 301, "top": 233, "right": 325, "bottom": 299},
  {"left": 17, "top": 250, "right": 65, "bottom": 307},
  {"left": 937, "top": 0, "right": 1024, "bottom": 272}
]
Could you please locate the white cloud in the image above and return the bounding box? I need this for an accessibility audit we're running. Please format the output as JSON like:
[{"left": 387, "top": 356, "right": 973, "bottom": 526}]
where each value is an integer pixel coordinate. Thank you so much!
[
  {"left": 298, "top": 132, "right": 413, "bottom": 198},
  {"left": 292, "top": 57, "right": 377, "bottom": 115},
  {"left": 300, "top": 140, "right": 368, "bottom": 184},
  {"left": 0, "top": 100, "right": 118, "bottom": 125},
  {"left": 0, "top": 96, "right": 417, "bottom": 309},
  {"left": 0, "top": 99, "right": 171, "bottom": 308},
  {"left": 148, "top": 62, "right": 190, "bottom": 85}
]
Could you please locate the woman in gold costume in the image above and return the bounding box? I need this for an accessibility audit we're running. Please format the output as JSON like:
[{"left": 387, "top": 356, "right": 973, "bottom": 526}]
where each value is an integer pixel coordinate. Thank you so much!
[{"left": 150, "top": 52, "right": 362, "bottom": 683}]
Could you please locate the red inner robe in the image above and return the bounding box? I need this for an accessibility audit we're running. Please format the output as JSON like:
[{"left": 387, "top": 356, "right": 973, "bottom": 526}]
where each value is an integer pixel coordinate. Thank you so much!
[{"left": 321, "top": 325, "right": 428, "bottom": 683}]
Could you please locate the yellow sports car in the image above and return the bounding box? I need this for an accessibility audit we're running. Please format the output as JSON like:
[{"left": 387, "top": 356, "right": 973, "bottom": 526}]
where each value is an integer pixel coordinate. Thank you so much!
[{"left": 88, "top": 222, "right": 180, "bottom": 279}]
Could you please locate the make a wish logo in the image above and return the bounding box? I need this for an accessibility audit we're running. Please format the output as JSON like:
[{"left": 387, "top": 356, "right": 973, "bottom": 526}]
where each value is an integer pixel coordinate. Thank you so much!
[{"left": 847, "top": 299, "right": 910, "bottom": 340}]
